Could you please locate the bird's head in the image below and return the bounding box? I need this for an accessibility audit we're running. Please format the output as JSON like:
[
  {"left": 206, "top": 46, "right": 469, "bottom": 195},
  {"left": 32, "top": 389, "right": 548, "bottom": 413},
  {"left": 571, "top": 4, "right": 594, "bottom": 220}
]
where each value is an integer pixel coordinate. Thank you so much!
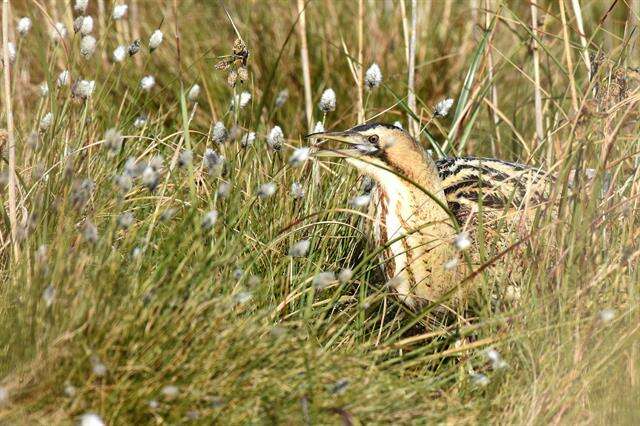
[{"left": 307, "top": 122, "right": 436, "bottom": 183}]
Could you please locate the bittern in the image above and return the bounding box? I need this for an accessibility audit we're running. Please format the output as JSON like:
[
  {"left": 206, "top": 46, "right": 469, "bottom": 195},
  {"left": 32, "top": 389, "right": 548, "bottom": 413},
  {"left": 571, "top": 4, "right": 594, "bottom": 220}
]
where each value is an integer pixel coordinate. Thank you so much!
[{"left": 309, "top": 123, "right": 553, "bottom": 309}]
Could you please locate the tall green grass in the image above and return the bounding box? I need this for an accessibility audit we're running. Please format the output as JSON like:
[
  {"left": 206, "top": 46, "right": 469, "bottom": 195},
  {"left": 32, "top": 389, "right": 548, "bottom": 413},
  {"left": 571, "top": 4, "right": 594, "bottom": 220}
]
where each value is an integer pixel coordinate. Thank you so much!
[{"left": 1, "top": 1, "right": 639, "bottom": 424}]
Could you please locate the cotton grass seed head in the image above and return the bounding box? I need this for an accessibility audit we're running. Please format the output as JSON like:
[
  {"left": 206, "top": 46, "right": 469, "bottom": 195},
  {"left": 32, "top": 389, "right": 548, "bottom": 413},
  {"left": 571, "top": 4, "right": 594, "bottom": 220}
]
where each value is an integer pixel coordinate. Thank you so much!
[
  {"left": 454, "top": 232, "right": 471, "bottom": 251},
  {"left": 7, "top": 42, "right": 16, "bottom": 63},
  {"left": 74, "top": 0, "right": 89, "bottom": 13},
  {"left": 291, "top": 181, "right": 305, "bottom": 199},
  {"left": 57, "top": 70, "right": 70, "bottom": 87},
  {"left": 211, "top": 121, "right": 227, "bottom": 144},
  {"left": 217, "top": 182, "right": 231, "bottom": 198},
  {"left": 40, "top": 113, "right": 53, "bottom": 131},
  {"left": 51, "top": 22, "right": 67, "bottom": 41},
  {"left": 232, "top": 91, "right": 251, "bottom": 109},
  {"left": 267, "top": 126, "right": 284, "bottom": 151},
  {"left": 470, "top": 373, "right": 490, "bottom": 387},
  {"left": 39, "top": 82, "right": 49, "bottom": 97},
  {"left": 319, "top": 88, "right": 336, "bottom": 113},
  {"left": 73, "top": 80, "right": 95, "bottom": 99},
  {"left": 444, "top": 257, "right": 458, "bottom": 270},
  {"left": 42, "top": 285, "right": 55, "bottom": 307},
  {"left": 240, "top": 132, "right": 255, "bottom": 148},
  {"left": 83, "top": 220, "right": 98, "bottom": 243},
  {"left": 599, "top": 308, "right": 615, "bottom": 323},
  {"left": 338, "top": 268, "right": 353, "bottom": 284},
  {"left": 289, "top": 147, "right": 310, "bottom": 167},
  {"left": 80, "top": 35, "right": 97, "bottom": 58},
  {"left": 288, "top": 239, "right": 310, "bottom": 257},
  {"left": 187, "top": 84, "right": 201, "bottom": 102},
  {"left": 348, "top": 194, "right": 371, "bottom": 208},
  {"left": 149, "top": 29, "right": 163, "bottom": 51},
  {"left": 140, "top": 75, "right": 155, "bottom": 91},
  {"left": 112, "top": 4, "right": 128, "bottom": 20},
  {"left": 17, "top": 17, "right": 32, "bottom": 36},
  {"left": 178, "top": 149, "right": 193, "bottom": 168},
  {"left": 202, "top": 210, "right": 218, "bottom": 230},
  {"left": 434, "top": 98, "right": 454, "bottom": 118},
  {"left": 80, "top": 413, "right": 105, "bottom": 426},
  {"left": 74, "top": 15, "right": 93, "bottom": 35},
  {"left": 104, "top": 128, "right": 123, "bottom": 155},
  {"left": 313, "top": 121, "right": 325, "bottom": 133},
  {"left": 117, "top": 212, "right": 134, "bottom": 229},
  {"left": 485, "top": 348, "right": 508, "bottom": 370},
  {"left": 203, "top": 149, "right": 224, "bottom": 176},
  {"left": 142, "top": 166, "right": 159, "bottom": 192},
  {"left": 257, "top": 182, "right": 276, "bottom": 198},
  {"left": 313, "top": 271, "right": 336, "bottom": 290},
  {"left": 275, "top": 89, "right": 289, "bottom": 108},
  {"left": 161, "top": 385, "right": 179, "bottom": 399},
  {"left": 365, "top": 63, "right": 382, "bottom": 89},
  {"left": 113, "top": 45, "right": 126, "bottom": 62},
  {"left": 133, "top": 115, "right": 147, "bottom": 128},
  {"left": 114, "top": 174, "right": 132, "bottom": 193}
]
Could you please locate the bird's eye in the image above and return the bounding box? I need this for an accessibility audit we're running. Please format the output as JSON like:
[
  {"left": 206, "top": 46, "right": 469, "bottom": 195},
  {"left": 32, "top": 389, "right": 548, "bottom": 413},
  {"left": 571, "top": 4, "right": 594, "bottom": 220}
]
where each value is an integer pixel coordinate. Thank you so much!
[{"left": 368, "top": 134, "right": 379, "bottom": 145}]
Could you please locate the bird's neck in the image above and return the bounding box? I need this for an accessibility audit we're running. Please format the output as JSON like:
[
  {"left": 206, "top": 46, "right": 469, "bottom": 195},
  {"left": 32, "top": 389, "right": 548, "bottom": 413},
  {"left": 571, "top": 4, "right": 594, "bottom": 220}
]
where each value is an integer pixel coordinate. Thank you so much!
[{"left": 368, "top": 159, "right": 461, "bottom": 306}]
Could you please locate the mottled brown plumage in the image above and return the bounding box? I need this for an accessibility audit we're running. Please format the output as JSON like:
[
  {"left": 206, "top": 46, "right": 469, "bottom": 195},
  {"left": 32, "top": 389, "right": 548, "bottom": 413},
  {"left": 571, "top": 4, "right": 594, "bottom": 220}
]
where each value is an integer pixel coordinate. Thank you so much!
[{"left": 310, "top": 123, "right": 554, "bottom": 309}]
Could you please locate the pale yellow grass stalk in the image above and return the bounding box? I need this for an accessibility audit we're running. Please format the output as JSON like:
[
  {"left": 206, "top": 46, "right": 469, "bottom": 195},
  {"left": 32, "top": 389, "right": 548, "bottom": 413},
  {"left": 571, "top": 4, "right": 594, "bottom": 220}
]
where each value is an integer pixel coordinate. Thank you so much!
[
  {"left": 559, "top": 0, "right": 579, "bottom": 112},
  {"left": 297, "top": 0, "right": 313, "bottom": 132},
  {"left": 357, "top": 0, "right": 364, "bottom": 123},
  {"left": 530, "top": 0, "right": 544, "bottom": 148},
  {"left": 2, "top": 0, "right": 18, "bottom": 261},
  {"left": 570, "top": 0, "right": 591, "bottom": 77}
]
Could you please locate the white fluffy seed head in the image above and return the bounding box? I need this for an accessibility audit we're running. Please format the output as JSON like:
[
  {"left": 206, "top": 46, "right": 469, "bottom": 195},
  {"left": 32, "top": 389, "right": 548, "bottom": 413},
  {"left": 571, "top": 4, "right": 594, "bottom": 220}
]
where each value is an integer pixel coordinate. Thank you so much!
[
  {"left": 113, "top": 45, "right": 126, "bottom": 62},
  {"left": 149, "top": 29, "right": 163, "bottom": 51},
  {"left": 79, "top": 15, "right": 94, "bottom": 35},
  {"left": 187, "top": 84, "right": 201, "bottom": 102},
  {"left": 202, "top": 210, "right": 218, "bottom": 230},
  {"left": 17, "top": 17, "right": 32, "bottom": 36},
  {"left": 267, "top": 126, "right": 284, "bottom": 151},
  {"left": 57, "top": 70, "right": 70, "bottom": 87},
  {"left": 140, "top": 75, "right": 155, "bottom": 91},
  {"left": 454, "top": 232, "right": 471, "bottom": 251},
  {"left": 288, "top": 239, "right": 310, "bottom": 257},
  {"left": 51, "top": 22, "right": 67, "bottom": 41},
  {"left": 79, "top": 413, "right": 105, "bottom": 426},
  {"left": 40, "top": 112, "right": 53, "bottom": 130},
  {"left": 112, "top": 4, "right": 128, "bottom": 20},
  {"left": 74, "top": 0, "right": 89, "bottom": 13},
  {"left": 74, "top": 79, "right": 95, "bottom": 99},
  {"left": 275, "top": 89, "right": 289, "bottom": 108},
  {"left": 291, "top": 181, "right": 305, "bottom": 199},
  {"left": 434, "top": 98, "right": 454, "bottom": 118},
  {"left": 232, "top": 91, "right": 251, "bottom": 109},
  {"left": 313, "top": 272, "right": 336, "bottom": 289},
  {"left": 240, "top": 132, "right": 255, "bottom": 148},
  {"left": 313, "top": 121, "right": 325, "bottom": 133},
  {"left": 39, "top": 82, "right": 49, "bottom": 97},
  {"left": 211, "top": 122, "right": 227, "bottom": 144},
  {"left": 104, "top": 128, "right": 123, "bottom": 154},
  {"left": 599, "top": 308, "right": 615, "bottom": 323},
  {"left": 319, "top": 88, "right": 336, "bottom": 113},
  {"left": 257, "top": 182, "right": 276, "bottom": 198},
  {"left": 348, "top": 194, "right": 371, "bottom": 208},
  {"left": 7, "top": 42, "right": 15, "bottom": 63},
  {"left": 338, "top": 268, "right": 353, "bottom": 284},
  {"left": 80, "top": 35, "right": 97, "bottom": 58},
  {"left": 289, "top": 147, "right": 310, "bottom": 167},
  {"left": 365, "top": 63, "right": 382, "bottom": 89}
]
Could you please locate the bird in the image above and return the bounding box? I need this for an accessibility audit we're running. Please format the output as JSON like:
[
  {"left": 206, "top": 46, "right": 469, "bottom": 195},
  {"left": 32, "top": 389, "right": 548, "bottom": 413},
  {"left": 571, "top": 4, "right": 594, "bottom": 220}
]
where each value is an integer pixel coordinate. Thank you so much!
[{"left": 308, "top": 122, "right": 554, "bottom": 310}]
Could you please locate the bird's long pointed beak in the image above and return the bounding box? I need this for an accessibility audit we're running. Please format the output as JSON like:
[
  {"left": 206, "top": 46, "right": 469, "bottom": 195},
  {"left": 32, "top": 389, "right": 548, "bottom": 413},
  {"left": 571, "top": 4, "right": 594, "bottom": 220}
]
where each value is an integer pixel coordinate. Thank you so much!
[{"left": 305, "top": 131, "right": 361, "bottom": 158}]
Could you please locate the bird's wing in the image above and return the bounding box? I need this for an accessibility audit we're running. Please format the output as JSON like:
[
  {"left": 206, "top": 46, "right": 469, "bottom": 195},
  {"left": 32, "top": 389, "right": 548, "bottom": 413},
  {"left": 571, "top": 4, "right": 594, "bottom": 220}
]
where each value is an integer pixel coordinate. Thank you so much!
[{"left": 436, "top": 157, "right": 553, "bottom": 224}]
